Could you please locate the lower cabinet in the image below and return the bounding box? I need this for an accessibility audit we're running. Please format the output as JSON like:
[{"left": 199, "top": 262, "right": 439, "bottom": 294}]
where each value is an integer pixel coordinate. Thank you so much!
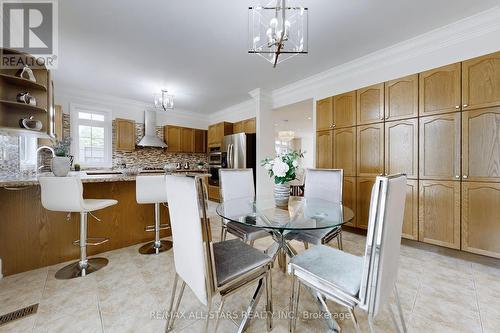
[
  {"left": 462, "top": 182, "right": 500, "bottom": 259},
  {"left": 316, "top": 130, "right": 332, "bottom": 168},
  {"left": 402, "top": 180, "right": 418, "bottom": 240},
  {"left": 342, "top": 177, "right": 356, "bottom": 227},
  {"left": 208, "top": 185, "right": 220, "bottom": 202},
  {"left": 356, "top": 177, "right": 375, "bottom": 229},
  {"left": 418, "top": 180, "right": 460, "bottom": 249}
]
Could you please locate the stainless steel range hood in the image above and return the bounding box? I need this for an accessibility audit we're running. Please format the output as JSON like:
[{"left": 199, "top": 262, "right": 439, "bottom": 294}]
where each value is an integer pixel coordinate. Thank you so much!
[{"left": 137, "top": 110, "right": 167, "bottom": 148}]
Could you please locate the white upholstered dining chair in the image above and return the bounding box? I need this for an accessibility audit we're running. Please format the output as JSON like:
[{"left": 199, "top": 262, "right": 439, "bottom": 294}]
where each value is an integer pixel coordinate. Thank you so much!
[
  {"left": 219, "top": 169, "right": 269, "bottom": 245},
  {"left": 287, "top": 168, "right": 344, "bottom": 249},
  {"left": 288, "top": 174, "right": 408, "bottom": 333},
  {"left": 164, "top": 175, "right": 273, "bottom": 333}
]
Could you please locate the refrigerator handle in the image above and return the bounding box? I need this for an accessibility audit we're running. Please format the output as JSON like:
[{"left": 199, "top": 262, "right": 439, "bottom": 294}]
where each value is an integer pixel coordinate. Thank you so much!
[{"left": 228, "top": 144, "right": 233, "bottom": 168}]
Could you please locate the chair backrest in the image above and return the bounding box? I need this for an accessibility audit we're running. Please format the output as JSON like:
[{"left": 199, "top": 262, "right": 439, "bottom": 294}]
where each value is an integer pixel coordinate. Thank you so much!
[
  {"left": 219, "top": 169, "right": 255, "bottom": 202},
  {"left": 304, "top": 169, "right": 343, "bottom": 203},
  {"left": 165, "top": 175, "right": 213, "bottom": 306},
  {"left": 39, "top": 176, "right": 85, "bottom": 212},
  {"left": 136, "top": 175, "right": 168, "bottom": 204},
  {"left": 359, "top": 174, "right": 407, "bottom": 317}
]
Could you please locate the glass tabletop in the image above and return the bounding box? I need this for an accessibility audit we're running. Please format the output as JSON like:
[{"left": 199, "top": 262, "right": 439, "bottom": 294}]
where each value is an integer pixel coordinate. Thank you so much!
[{"left": 216, "top": 196, "right": 354, "bottom": 231}]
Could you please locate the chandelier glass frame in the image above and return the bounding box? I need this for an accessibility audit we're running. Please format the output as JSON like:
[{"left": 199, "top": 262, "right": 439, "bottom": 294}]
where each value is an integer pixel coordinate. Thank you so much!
[{"left": 154, "top": 90, "right": 174, "bottom": 111}]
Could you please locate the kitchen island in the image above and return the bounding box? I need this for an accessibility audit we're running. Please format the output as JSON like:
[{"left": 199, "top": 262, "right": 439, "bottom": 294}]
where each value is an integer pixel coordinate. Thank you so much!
[{"left": 0, "top": 172, "right": 207, "bottom": 277}]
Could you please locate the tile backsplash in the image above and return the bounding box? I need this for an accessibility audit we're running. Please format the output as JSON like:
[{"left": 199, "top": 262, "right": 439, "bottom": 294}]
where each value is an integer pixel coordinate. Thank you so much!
[{"left": 0, "top": 113, "right": 207, "bottom": 175}]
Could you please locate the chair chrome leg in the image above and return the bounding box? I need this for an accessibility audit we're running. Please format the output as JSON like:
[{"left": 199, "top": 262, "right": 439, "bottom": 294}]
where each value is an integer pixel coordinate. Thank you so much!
[
  {"left": 291, "top": 280, "right": 301, "bottom": 333},
  {"left": 165, "top": 274, "right": 178, "bottom": 332},
  {"left": 237, "top": 277, "right": 265, "bottom": 333},
  {"left": 288, "top": 274, "right": 297, "bottom": 333},
  {"left": 205, "top": 298, "right": 213, "bottom": 333},
  {"left": 249, "top": 240, "right": 255, "bottom": 247},
  {"left": 265, "top": 268, "right": 273, "bottom": 332},
  {"left": 338, "top": 231, "right": 343, "bottom": 250},
  {"left": 213, "top": 296, "right": 225, "bottom": 333},
  {"left": 303, "top": 241, "right": 309, "bottom": 250},
  {"left": 393, "top": 285, "right": 407, "bottom": 333},
  {"left": 368, "top": 314, "right": 377, "bottom": 333},
  {"left": 165, "top": 275, "right": 186, "bottom": 332},
  {"left": 348, "top": 307, "right": 360, "bottom": 333}
]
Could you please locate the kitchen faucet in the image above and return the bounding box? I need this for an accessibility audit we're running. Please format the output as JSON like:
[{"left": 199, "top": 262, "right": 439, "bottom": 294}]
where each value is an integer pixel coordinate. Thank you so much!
[{"left": 36, "top": 145, "right": 55, "bottom": 173}]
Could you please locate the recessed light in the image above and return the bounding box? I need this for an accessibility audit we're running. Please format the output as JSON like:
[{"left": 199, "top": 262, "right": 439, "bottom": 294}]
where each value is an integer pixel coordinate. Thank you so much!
[{"left": 307, "top": 117, "right": 312, "bottom": 120}]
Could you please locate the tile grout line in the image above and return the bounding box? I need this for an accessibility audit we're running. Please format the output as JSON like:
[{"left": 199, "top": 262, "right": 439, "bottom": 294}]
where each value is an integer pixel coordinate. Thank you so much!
[
  {"left": 97, "top": 296, "right": 105, "bottom": 333},
  {"left": 31, "top": 268, "right": 50, "bottom": 333},
  {"left": 471, "top": 265, "right": 485, "bottom": 333}
]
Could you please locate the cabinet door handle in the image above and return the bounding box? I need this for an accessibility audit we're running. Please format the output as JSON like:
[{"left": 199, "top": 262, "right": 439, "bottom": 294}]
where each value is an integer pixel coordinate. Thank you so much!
[
  {"left": 463, "top": 175, "right": 468, "bottom": 179},
  {"left": 455, "top": 105, "right": 460, "bottom": 109},
  {"left": 455, "top": 175, "right": 460, "bottom": 179},
  {"left": 380, "top": 116, "right": 384, "bottom": 120},
  {"left": 332, "top": 124, "right": 336, "bottom": 128},
  {"left": 463, "top": 104, "right": 468, "bottom": 108}
]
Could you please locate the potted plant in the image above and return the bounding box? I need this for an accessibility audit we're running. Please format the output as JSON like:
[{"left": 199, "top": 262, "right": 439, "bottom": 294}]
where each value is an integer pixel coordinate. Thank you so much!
[
  {"left": 196, "top": 161, "right": 205, "bottom": 170},
  {"left": 261, "top": 151, "right": 304, "bottom": 208},
  {"left": 74, "top": 163, "right": 81, "bottom": 172},
  {"left": 50, "top": 136, "right": 72, "bottom": 177}
]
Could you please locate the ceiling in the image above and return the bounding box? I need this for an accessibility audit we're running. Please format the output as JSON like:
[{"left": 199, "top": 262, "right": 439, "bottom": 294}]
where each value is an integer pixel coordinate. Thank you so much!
[{"left": 55, "top": 0, "right": 500, "bottom": 114}]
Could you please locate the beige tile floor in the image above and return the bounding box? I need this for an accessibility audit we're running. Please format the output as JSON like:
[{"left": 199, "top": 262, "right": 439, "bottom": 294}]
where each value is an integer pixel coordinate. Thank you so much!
[{"left": 1, "top": 201, "right": 499, "bottom": 333}]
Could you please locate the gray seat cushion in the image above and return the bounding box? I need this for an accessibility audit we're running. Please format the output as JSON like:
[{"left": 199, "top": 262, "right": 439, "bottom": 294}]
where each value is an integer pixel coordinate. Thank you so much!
[
  {"left": 285, "top": 226, "right": 341, "bottom": 245},
  {"left": 213, "top": 239, "right": 272, "bottom": 287},
  {"left": 226, "top": 221, "right": 270, "bottom": 241},
  {"left": 289, "top": 245, "right": 364, "bottom": 296}
]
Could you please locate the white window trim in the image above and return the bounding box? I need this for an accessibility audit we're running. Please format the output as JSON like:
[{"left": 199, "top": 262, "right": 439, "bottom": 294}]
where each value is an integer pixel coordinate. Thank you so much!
[{"left": 70, "top": 103, "right": 113, "bottom": 168}]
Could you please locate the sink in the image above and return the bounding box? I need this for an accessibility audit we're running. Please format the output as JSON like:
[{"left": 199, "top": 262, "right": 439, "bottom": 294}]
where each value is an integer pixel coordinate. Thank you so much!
[{"left": 85, "top": 171, "right": 122, "bottom": 175}]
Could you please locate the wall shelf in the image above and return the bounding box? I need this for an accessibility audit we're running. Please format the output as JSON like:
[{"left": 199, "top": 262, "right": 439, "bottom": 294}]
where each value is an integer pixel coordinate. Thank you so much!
[
  {"left": 0, "top": 99, "right": 47, "bottom": 113},
  {"left": 0, "top": 74, "right": 47, "bottom": 91},
  {"left": 0, "top": 126, "right": 50, "bottom": 138}
]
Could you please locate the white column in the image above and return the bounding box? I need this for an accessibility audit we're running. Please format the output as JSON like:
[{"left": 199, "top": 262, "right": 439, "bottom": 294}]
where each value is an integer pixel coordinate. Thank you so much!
[{"left": 249, "top": 88, "right": 274, "bottom": 197}]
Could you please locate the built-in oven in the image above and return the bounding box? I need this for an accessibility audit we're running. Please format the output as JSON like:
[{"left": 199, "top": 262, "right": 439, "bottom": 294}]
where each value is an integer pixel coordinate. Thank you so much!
[
  {"left": 208, "top": 147, "right": 222, "bottom": 165},
  {"left": 208, "top": 164, "right": 221, "bottom": 186}
]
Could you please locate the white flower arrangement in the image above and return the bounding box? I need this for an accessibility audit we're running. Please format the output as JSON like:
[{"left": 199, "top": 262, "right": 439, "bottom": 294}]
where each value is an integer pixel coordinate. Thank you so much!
[{"left": 261, "top": 151, "right": 304, "bottom": 184}]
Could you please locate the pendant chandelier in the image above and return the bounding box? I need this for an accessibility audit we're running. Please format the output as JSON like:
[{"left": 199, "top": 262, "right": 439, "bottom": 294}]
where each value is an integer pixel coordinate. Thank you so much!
[
  {"left": 248, "top": 0, "right": 308, "bottom": 67},
  {"left": 154, "top": 90, "right": 174, "bottom": 111}
]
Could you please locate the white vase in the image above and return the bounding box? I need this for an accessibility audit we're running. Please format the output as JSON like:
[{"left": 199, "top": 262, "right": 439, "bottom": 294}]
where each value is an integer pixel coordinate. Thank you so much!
[
  {"left": 274, "top": 182, "right": 290, "bottom": 208},
  {"left": 51, "top": 156, "right": 71, "bottom": 177}
]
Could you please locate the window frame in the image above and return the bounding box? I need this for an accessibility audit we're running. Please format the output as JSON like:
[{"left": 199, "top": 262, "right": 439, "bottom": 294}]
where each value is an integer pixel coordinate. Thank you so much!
[{"left": 70, "top": 103, "right": 113, "bottom": 168}]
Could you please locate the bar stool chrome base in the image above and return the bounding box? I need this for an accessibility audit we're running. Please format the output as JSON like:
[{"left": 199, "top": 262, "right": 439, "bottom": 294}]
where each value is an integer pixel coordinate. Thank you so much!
[
  {"left": 55, "top": 257, "right": 108, "bottom": 280},
  {"left": 139, "top": 240, "right": 172, "bottom": 255}
]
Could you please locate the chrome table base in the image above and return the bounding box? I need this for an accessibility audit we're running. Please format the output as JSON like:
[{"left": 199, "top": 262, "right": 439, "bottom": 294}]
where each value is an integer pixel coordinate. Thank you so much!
[
  {"left": 55, "top": 257, "right": 108, "bottom": 280},
  {"left": 264, "top": 230, "right": 341, "bottom": 333},
  {"left": 139, "top": 240, "right": 173, "bottom": 255}
]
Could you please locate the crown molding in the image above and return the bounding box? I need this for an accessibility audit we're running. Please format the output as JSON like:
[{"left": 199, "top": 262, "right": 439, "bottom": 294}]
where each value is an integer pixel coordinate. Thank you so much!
[
  {"left": 55, "top": 87, "right": 210, "bottom": 121},
  {"left": 272, "top": 5, "right": 500, "bottom": 108},
  {"left": 209, "top": 99, "right": 256, "bottom": 123}
]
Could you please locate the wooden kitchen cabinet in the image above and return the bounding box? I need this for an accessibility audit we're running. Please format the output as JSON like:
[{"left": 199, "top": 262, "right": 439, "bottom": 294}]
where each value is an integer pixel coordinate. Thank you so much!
[
  {"left": 419, "top": 63, "right": 461, "bottom": 116},
  {"left": 356, "top": 83, "right": 384, "bottom": 125},
  {"left": 384, "top": 118, "right": 418, "bottom": 179},
  {"left": 233, "top": 121, "right": 244, "bottom": 134},
  {"left": 384, "top": 74, "right": 419, "bottom": 121},
  {"left": 462, "top": 182, "right": 500, "bottom": 259},
  {"left": 462, "top": 51, "right": 500, "bottom": 110},
  {"left": 333, "top": 127, "right": 356, "bottom": 176},
  {"left": 356, "top": 177, "right": 375, "bottom": 229},
  {"left": 316, "top": 97, "right": 333, "bottom": 131},
  {"left": 343, "top": 177, "right": 356, "bottom": 227},
  {"left": 194, "top": 129, "right": 207, "bottom": 153},
  {"left": 115, "top": 118, "right": 136, "bottom": 151},
  {"left": 462, "top": 108, "right": 500, "bottom": 182},
  {"left": 164, "top": 125, "right": 181, "bottom": 152},
  {"left": 180, "top": 127, "right": 194, "bottom": 152},
  {"left": 418, "top": 180, "right": 460, "bottom": 249},
  {"left": 419, "top": 113, "right": 461, "bottom": 180},
  {"left": 333, "top": 91, "right": 356, "bottom": 128},
  {"left": 208, "top": 184, "right": 220, "bottom": 202},
  {"left": 244, "top": 118, "right": 256, "bottom": 133},
  {"left": 208, "top": 122, "right": 233, "bottom": 147},
  {"left": 357, "top": 123, "right": 384, "bottom": 176},
  {"left": 402, "top": 179, "right": 419, "bottom": 240},
  {"left": 316, "top": 130, "right": 332, "bottom": 168}
]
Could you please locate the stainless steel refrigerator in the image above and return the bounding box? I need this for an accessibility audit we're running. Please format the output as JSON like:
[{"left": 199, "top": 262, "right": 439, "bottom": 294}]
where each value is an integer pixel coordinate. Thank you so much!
[{"left": 222, "top": 133, "right": 256, "bottom": 180}]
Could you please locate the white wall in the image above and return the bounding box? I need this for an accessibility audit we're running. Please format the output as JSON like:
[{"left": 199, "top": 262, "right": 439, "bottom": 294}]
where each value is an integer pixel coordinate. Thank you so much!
[
  {"left": 208, "top": 99, "right": 256, "bottom": 124},
  {"left": 55, "top": 88, "right": 210, "bottom": 129}
]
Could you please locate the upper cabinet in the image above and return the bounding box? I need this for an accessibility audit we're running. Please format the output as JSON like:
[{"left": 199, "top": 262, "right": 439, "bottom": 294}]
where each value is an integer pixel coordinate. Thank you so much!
[
  {"left": 384, "top": 74, "right": 418, "bottom": 121},
  {"left": 165, "top": 125, "right": 207, "bottom": 153},
  {"left": 357, "top": 83, "right": 384, "bottom": 125},
  {"left": 357, "top": 123, "right": 384, "bottom": 177},
  {"left": 316, "top": 97, "right": 333, "bottom": 131},
  {"left": 402, "top": 179, "right": 419, "bottom": 240},
  {"left": 385, "top": 118, "right": 418, "bottom": 179},
  {"left": 233, "top": 118, "right": 256, "bottom": 134},
  {"left": 115, "top": 118, "right": 136, "bottom": 151},
  {"left": 316, "top": 130, "right": 332, "bottom": 168},
  {"left": 419, "top": 63, "right": 461, "bottom": 116},
  {"left": 462, "top": 108, "right": 500, "bottom": 182},
  {"left": 333, "top": 91, "right": 356, "bottom": 128},
  {"left": 462, "top": 51, "right": 500, "bottom": 110},
  {"left": 208, "top": 122, "right": 233, "bottom": 147}
]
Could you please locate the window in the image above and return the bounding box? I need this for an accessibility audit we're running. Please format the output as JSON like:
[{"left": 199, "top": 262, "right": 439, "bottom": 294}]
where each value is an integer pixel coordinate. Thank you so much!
[{"left": 70, "top": 104, "right": 112, "bottom": 167}]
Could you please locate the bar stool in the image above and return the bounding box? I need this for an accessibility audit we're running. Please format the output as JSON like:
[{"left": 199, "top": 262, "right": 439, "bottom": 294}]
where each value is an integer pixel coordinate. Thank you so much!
[
  {"left": 136, "top": 175, "right": 172, "bottom": 254},
  {"left": 39, "top": 176, "right": 116, "bottom": 279}
]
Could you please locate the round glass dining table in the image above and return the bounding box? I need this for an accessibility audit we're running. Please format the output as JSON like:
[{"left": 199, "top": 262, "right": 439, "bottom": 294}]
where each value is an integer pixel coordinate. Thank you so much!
[
  {"left": 216, "top": 196, "right": 354, "bottom": 271},
  {"left": 216, "top": 196, "right": 355, "bottom": 332}
]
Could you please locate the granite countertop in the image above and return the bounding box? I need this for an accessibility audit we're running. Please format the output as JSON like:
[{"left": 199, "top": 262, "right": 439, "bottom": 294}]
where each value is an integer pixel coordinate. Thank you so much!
[{"left": 0, "top": 171, "right": 210, "bottom": 188}]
